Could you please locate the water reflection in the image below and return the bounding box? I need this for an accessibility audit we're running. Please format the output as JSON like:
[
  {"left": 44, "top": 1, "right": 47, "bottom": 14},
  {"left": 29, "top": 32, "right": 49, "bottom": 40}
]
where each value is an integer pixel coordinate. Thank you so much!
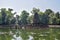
[
  {"left": 28, "top": 35, "right": 34, "bottom": 40},
  {"left": 11, "top": 34, "right": 23, "bottom": 40},
  {"left": 11, "top": 30, "right": 23, "bottom": 40}
]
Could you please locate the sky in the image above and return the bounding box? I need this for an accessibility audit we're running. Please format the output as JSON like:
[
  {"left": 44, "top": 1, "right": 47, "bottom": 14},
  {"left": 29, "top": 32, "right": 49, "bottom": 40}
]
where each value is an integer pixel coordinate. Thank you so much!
[{"left": 0, "top": 0, "right": 60, "bottom": 15}]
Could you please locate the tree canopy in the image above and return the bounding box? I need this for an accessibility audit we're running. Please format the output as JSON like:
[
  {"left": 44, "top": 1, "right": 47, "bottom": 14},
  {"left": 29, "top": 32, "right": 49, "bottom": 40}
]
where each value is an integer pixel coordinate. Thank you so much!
[{"left": 0, "top": 8, "right": 60, "bottom": 25}]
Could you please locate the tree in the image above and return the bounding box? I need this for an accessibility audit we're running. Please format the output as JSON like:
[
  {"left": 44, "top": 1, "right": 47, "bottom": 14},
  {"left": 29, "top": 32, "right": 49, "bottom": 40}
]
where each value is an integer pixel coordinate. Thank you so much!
[
  {"left": 45, "top": 9, "right": 54, "bottom": 24},
  {"left": 55, "top": 12, "right": 60, "bottom": 18},
  {"left": 55, "top": 12, "right": 60, "bottom": 24},
  {"left": 38, "top": 10, "right": 49, "bottom": 25},
  {"left": 20, "top": 10, "right": 29, "bottom": 25},
  {"left": 0, "top": 8, "right": 15, "bottom": 25},
  {"left": 6, "top": 8, "right": 14, "bottom": 24},
  {"left": 52, "top": 17, "right": 57, "bottom": 25},
  {"left": 1, "top": 8, "right": 7, "bottom": 24},
  {"left": 0, "top": 12, "right": 2, "bottom": 24},
  {"left": 27, "top": 15, "right": 34, "bottom": 24},
  {"left": 41, "top": 14, "right": 49, "bottom": 25},
  {"left": 10, "top": 17, "right": 16, "bottom": 24},
  {"left": 0, "top": 8, "right": 60, "bottom": 25},
  {"left": 31, "top": 8, "right": 40, "bottom": 25},
  {"left": 45, "top": 9, "right": 53, "bottom": 15}
]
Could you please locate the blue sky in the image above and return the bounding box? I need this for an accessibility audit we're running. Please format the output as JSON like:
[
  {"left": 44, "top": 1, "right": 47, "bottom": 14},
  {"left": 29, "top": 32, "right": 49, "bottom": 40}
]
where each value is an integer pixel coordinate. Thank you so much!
[{"left": 0, "top": 0, "right": 60, "bottom": 15}]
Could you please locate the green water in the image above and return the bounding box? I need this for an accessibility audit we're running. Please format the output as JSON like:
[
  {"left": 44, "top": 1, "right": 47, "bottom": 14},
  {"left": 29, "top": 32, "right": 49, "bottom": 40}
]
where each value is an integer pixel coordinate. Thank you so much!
[{"left": 0, "top": 28, "right": 60, "bottom": 40}]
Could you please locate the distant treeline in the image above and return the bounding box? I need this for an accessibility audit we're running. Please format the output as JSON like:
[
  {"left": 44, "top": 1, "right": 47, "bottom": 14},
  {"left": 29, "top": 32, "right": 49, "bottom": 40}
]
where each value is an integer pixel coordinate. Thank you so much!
[{"left": 0, "top": 8, "right": 60, "bottom": 25}]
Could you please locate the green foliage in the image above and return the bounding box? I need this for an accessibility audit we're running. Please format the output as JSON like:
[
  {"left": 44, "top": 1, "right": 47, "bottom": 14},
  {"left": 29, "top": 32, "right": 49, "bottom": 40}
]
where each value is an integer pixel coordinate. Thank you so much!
[
  {"left": 0, "top": 8, "right": 60, "bottom": 25},
  {"left": 20, "top": 10, "right": 29, "bottom": 25},
  {"left": 0, "top": 8, "right": 15, "bottom": 25},
  {"left": 31, "top": 7, "right": 40, "bottom": 14},
  {"left": 1, "top": 8, "right": 7, "bottom": 24},
  {"left": 27, "top": 15, "right": 34, "bottom": 24},
  {"left": 45, "top": 9, "right": 53, "bottom": 15},
  {"left": 31, "top": 8, "right": 40, "bottom": 25}
]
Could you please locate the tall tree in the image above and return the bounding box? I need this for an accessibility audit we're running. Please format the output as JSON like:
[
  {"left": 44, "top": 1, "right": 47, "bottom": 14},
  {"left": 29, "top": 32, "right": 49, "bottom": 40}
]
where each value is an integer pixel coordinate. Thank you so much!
[
  {"left": 0, "top": 8, "right": 15, "bottom": 25},
  {"left": 41, "top": 14, "right": 49, "bottom": 25},
  {"left": 45, "top": 9, "right": 54, "bottom": 24},
  {"left": 27, "top": 15, "right": 34, "bottom": 24},
  {"left": 0, "top": 12, "right": 2, "bottom": 24},
  {"left": 10, "top": 17, "right": 16, "bottom": 24},
  {"left": 55, "top": 12, "right": 60, "bottom": 18},
  {"left": 20, "top": 10, "right": 29, "bottom": 25},
  {"left": 1, "top": 8, "right": 7, "bottom": 24},
  {"left": 6, "top": 8, "right": 15, "bottom": 24},
  {"left": 31, "top": 8, "right": 40, "bottom": 25}
]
